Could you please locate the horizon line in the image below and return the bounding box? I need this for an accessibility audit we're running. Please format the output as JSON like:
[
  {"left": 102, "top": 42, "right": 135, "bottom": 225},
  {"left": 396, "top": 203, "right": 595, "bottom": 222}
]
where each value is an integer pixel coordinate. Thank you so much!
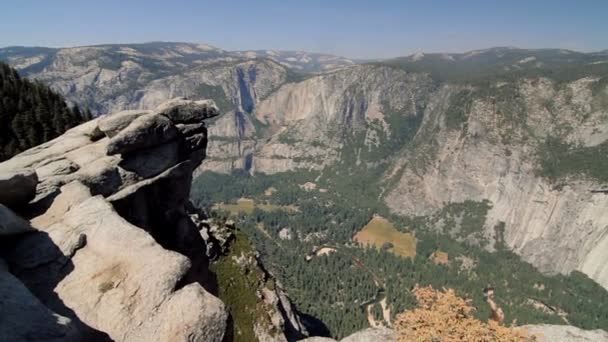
[{"left": 1, "top": 41, "right": 607, "bottom": 60}]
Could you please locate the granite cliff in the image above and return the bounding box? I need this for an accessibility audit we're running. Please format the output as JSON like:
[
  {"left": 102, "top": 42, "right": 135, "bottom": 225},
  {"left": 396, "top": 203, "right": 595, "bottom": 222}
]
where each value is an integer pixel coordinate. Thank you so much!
[
  {"left": 384, "top": 77, "right": 608, "bottom": 288},
  {"left": 3, "top": 45, "right": 608, "bottom": 339},
  {"left": 0, "top": 98, "right": 307, "bottom": 341}
]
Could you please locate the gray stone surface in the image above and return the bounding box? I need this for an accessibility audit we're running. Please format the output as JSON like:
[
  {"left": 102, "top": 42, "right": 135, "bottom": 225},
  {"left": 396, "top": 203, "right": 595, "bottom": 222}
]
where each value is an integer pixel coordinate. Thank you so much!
[
  {"left": 341, "top": 328, "right": 395, "bottom": 342},
  {"left": 0, "top": 98, "right": 231, "bottom": 342},
  {"left": 300, "top": 328, "right": 395, "bottom": 342},
  {"left": 106, "top": 113, "right": 178, "bottom": 155},
  {"left": 0, "top": 204, "right": 34, "bottom": 236},
  {"left": 98, "top": 110, "right": 151, "bottom": 138},
  {"left": 176, "top": 122, "right": 206, "bottom": 135},
  {"left": 0, "top": 168, "right": 38, "bottom": 208},
  {"left": 0, "top": 262, "right": 80, "bottom": 342},
  {"left": 35, "top": 159, "right": 79, "bottom": 179},
  {"left": 156, "top": 98, "right": 219, "bottom": 123},
  {"left": 119, "top": 141, "right": 180, "bottom": 179},
  {"left": 524, "top": 324, "right": 608, "bottom": 342}
]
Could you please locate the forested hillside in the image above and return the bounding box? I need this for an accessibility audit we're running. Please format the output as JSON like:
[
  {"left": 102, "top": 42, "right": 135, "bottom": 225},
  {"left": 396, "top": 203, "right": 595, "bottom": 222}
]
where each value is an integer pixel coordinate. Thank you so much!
[
  {"left": 0, "top": 62, "right": 90, "bottom": 161},
  {"left": 192, "top": 170, "right": 608, "bottom": 338}
]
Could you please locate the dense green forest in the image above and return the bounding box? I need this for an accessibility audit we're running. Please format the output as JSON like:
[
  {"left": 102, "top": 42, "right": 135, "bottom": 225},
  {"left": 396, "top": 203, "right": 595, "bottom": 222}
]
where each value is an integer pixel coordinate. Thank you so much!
[
  {"left": 192, "top": 170, "right": 608, "bottom": 339},
  {"left": 0, "top": 62, "right": 90, "bottom": 161},
  {"left": 537, "top": 136, "right": 608, "bottom": 184}
]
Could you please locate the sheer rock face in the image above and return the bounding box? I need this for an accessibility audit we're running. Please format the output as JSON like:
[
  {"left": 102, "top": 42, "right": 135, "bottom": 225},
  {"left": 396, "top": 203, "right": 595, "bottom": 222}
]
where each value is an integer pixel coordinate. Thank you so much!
[
  {"left": 384, "top": 79, "right": 608, "bottom": 289},
  {"left": 0, "top": 98, "right": 229, "bottom": 341},
  {"left": 201, "top": 65, "right": 435, "bottom": 175}
]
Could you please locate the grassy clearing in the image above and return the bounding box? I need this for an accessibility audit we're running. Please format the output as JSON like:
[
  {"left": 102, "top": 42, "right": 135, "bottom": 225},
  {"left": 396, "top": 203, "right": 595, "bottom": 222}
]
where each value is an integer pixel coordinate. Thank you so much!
[
  {"left": 213, "top": 198, "right": 298, "bottom": 215},
  {"left": 354, "top": 216, "right": 416, "bottom": 258}
]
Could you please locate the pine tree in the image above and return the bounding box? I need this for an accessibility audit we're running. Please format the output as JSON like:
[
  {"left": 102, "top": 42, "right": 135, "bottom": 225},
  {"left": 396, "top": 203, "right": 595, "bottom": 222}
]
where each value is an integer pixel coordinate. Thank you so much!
[{"left": 0, "top": 61, "right": 90, "bottom": 161}]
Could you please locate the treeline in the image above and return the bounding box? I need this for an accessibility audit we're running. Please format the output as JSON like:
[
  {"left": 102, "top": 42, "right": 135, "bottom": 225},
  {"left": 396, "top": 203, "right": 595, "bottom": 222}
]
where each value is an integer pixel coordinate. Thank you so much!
[
  {"left": 537, "top": 136, "right": 608, "bottom": 184},
  {"left": 0, "top": 62, "right": 90, "bottom": 161}
]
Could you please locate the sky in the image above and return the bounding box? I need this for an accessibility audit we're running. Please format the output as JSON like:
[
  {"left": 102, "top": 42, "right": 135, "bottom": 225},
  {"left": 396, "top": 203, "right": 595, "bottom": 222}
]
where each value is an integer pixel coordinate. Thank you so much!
[{"left": 1, "top": 0, "right": 607, "bottom": 59}]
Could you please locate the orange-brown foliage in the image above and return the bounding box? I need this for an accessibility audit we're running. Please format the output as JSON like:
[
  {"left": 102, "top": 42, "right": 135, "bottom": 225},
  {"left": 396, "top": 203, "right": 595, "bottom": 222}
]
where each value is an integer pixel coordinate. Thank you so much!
[{"left": 395, "top": 285, "right": 535, "bottom": 342}]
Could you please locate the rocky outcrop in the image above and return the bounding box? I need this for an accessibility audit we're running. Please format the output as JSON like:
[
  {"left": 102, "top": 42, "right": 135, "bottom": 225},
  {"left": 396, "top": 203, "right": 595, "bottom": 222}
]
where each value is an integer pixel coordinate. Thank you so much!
[
  {"left": 303, "top": 325, "right": 608, "bottom": 342},
  {"left": 232, "top": 50, "right": 355, "bottom": 74},
  {"left": 0, "top": 97, "right": 309, "bottom": 342},
  {"left": 0, "top": 97, "right": 302, "bottom": 342},
  {"left": 300, "top": 328, "right": 395, "bottom": 342},
  {"left": 524, "top": 324, "right": 608, "bottom": 341}
]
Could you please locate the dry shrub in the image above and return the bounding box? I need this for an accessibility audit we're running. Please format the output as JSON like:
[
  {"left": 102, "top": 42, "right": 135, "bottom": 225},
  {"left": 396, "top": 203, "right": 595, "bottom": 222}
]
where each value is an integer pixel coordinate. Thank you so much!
[{"left": 394, "top": 285, "right": 535, "bottom": 342}]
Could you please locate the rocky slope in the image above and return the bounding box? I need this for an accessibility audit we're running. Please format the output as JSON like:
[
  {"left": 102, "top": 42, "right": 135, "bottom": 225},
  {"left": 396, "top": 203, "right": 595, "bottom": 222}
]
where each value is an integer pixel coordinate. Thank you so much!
[
  {"left": 204, "top": 64, "right": 434, "bottom": 174},
  {"left": 0, "top": 43, "right": 291, "bottom": 115},
  {"left": 0, "top": 43, "right": 353, "bottom": 116},
  {"left": 0, "top": 98, "right": 307, "bottom": 341},
  {"left": 384, "top": 77, "right": 608, "bottom": 288}
]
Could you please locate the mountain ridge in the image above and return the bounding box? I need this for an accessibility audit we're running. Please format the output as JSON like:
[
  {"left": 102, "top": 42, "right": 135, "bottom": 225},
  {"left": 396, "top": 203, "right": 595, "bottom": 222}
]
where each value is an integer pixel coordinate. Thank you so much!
[{"left": 2, "top": 42, "right": 608, "bottom": 339}]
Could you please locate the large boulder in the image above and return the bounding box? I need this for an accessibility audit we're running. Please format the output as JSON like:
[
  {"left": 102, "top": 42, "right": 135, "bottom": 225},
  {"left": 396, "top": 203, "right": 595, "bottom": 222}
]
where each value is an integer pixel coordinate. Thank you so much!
[
  {"left": 106, "top": 113, "right": 178, "bottom": 155},
  {"left": 156, "top": 98, "right": 219, "bottom": 123},
  {"left": 98, "top": 110, "right": 151, "bottom": 138},
  {"left": 341, "top": 328, "right": 395, "bottom": 342},
  {"left": 524, "top": 324, "right": 608, "bottom": 342},
  {"left": 3, "top": 181, "right": 227, "bottom": 342},
  {"left": 131, "top": 284, "right": 227, "bottom": 342},
  {"left": 0, "top": 98, "right": 232, "bottom": 341},
  {"left": 0, "top": 98, "right": 218, "bottom": 208},
  {"left": 0, "top": 169, "right": 38, "bottom": 208},
  {"left": 303, "top": 326, "right": 608, "bottom": 342}
]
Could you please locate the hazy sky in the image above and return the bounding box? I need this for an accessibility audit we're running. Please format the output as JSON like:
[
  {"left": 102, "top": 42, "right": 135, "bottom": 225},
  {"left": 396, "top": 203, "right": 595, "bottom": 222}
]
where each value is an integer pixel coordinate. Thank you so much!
[{"left": 2, "top": 0, "right": 607, "bottom": 59}]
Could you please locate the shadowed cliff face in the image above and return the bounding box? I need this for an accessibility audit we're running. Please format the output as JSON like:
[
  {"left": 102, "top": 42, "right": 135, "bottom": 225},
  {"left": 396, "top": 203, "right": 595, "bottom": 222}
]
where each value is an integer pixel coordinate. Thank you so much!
[{"left": 0, "top": 98, "right": 308, "bottom": 342}]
